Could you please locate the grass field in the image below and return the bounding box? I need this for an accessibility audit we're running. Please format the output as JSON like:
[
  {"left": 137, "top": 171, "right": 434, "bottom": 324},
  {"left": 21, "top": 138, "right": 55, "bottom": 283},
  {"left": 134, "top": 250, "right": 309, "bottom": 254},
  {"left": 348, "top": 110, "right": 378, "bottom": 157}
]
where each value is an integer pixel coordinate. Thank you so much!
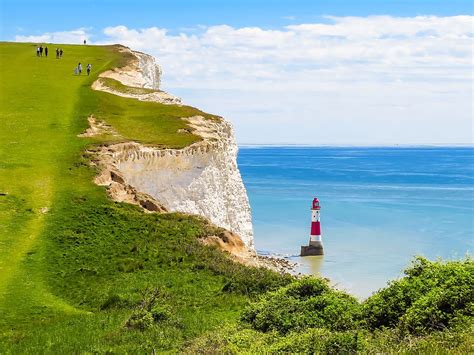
[{"left": 0, "top": 42, "right": 289, "bottom": 352}]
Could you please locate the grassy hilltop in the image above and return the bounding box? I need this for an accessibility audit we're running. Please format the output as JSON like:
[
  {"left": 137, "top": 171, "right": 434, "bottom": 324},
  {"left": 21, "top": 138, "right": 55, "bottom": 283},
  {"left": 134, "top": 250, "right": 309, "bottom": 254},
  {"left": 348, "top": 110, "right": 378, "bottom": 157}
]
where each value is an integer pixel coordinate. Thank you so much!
[{"left": 0, "top": 42, "right": 472, "bottom": 353}]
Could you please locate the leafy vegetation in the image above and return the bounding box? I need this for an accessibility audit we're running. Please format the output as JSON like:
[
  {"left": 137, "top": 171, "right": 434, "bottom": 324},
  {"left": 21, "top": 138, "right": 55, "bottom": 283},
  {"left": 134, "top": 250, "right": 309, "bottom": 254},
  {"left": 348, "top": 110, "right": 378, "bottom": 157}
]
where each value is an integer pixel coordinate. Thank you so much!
[
  {"left": 189, "top": 257, "right": 473, "bottom": 353},
  {"left": 187, "top": 324, "right": 473, "bottom": 354},
  {"left": 241, "top": 277, "right": 360, "bottom": 334},
  {"left": 362, "top": 256, "right": 474, "bottom": 334}
]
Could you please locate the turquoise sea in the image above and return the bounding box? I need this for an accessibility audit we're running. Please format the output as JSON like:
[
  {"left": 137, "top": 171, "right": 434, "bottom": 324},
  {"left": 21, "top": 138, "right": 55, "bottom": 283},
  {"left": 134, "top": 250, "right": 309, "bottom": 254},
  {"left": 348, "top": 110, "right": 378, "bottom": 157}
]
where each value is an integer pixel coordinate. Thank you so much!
[{"left": 238, "top": 146, "right": 473, "bottom": 298}]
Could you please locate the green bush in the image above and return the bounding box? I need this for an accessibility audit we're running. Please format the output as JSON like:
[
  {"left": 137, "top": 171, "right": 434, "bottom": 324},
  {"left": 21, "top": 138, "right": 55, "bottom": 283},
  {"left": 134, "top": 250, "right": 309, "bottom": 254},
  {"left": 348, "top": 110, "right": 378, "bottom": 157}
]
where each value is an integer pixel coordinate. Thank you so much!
[
  {"left": 186, "top": 326, "right": 369, "bottom": 353},
  {"left": 362, "top": 257, "right": 473, "bottom": 334},
  {"left": 220, "top": 266, "right": 293, "bottom": 296},
  {"left": 269, "top": 329, "right": 366, "bottom": 354},
  {"left": 151, "top": 305, "right": 172, "bottom": 322},
  {"left": 187, "top": 323, "right": 474, "bottom": 354},
  {"left": 123, "top": 288, "right": 183, "bottom": 332},
  {"left": 186, "top": 258, "right": 473, "bottom": 353},
  {"left": 125, "top": 309, "right": 154, "bottom": 331},
  {"left": 241, "top": 277, "right": 361, "bottom": 334}
]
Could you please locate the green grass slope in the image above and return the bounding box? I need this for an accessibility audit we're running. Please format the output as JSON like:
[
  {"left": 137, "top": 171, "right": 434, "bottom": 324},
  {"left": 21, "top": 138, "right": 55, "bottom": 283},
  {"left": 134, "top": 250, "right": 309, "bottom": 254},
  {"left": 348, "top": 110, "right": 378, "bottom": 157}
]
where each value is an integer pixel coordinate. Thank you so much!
[{"left": 0, "top": 42, "right": 289, "bottom": 352}]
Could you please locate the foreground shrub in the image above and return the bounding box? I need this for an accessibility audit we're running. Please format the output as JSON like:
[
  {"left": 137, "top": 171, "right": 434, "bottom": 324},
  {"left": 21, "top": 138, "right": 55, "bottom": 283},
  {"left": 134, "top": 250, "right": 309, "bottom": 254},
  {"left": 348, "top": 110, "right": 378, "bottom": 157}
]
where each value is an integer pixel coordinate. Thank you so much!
[
  {"left": 362, "top": 257, "right": 473, "bottom": 334},
  {"left": 186, "top": 323, "right": 474, "bottom": 353},
  {"left": 184, "top": 326, "right": 276, "bottom": 353},
  {"left": 241, "top": 277, "right": 360, "bottom": 334},
  {"left": 362, "top": 326, "right": 474, "bottom": 354},
  {"left": 151, "top": 304, "right": 174, "bottom": 323},
  {"left": 220, "top": 266, "right": 293, "bottom": 296},
  {"left": 125, "top": 309, "right": 154, "bottom": 330},
  {"left": 186, "top": 258, "right": 473, "bottom": 353},
  {"left": 125, "top": 288, "right": 180, "bottom": 331},
  {"left": 187, "top": 327, "right": 367, "bottom": 353},
  {"left": 268, "top": 328, "right": 367, "bottom": 354}
]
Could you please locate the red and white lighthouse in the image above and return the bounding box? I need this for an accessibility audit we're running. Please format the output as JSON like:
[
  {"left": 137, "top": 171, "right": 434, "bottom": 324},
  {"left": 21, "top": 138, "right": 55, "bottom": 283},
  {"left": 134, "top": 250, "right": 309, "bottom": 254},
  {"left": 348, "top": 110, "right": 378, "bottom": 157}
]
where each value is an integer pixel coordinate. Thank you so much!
[
  {"left": 310, "top": 197, "right": 322, "bottom": 246},
  {"left": 301, "top": 197, "right": 324, "bottom": 256}
]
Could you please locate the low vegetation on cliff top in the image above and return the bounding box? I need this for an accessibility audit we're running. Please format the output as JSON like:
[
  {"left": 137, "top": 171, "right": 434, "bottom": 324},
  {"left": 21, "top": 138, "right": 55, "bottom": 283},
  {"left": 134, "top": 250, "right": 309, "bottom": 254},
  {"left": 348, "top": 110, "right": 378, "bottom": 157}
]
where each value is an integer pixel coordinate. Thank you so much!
[
  {"left": 0, "top": 42, "right": 472, "bottom": 353},
  {"left": 87, "top": 82, "right": 220, "bottom": 147}
]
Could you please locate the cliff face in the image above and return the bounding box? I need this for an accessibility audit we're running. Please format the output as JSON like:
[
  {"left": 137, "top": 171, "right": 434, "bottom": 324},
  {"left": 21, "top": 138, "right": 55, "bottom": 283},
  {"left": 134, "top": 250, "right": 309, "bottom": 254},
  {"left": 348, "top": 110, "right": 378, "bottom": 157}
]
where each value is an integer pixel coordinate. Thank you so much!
[
  {"left": 100, "top": 48, "right": 162, "bottom": 89},
  {"left": 134, "top": 51, "right": 162, "bottom": 89},
  {"left": 92, "top": 48, "right": 254, "bottom": 248}
]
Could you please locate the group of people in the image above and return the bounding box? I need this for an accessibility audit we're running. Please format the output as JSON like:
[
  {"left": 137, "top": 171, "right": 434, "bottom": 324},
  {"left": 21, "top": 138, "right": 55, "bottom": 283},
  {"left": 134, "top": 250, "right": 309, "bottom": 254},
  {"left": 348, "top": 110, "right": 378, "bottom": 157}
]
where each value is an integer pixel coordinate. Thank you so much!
[
  {"left": 55, "top": 48, "right": 64, "bottom": 58},
  {"left": 75, "top": 63, "right": 92, "bottom": 76},
  {"left": 36, "top": 45, "right": 47, "bottom": 57},
  {"left": 35, "top": 43, "right": 92, "bottom": 76},
  {"left": 36, "top": 45, "right": 64, "bottom": 58}
]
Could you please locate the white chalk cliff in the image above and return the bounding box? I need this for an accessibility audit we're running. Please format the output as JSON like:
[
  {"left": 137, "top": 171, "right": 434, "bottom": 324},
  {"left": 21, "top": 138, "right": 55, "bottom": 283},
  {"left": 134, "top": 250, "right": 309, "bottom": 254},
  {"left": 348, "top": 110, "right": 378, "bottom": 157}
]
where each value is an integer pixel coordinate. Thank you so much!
[
  {"left": 101, "top": 48, "right": 162, "bottom": 89},
  {"left": 92, "top": 47, "right": 254, "bottom": 248}
]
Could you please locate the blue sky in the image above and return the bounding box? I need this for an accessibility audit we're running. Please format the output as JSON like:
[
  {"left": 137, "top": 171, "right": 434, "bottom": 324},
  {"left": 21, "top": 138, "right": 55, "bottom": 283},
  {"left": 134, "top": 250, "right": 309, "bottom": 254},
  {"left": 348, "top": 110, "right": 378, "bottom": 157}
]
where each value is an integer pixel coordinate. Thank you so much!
[
  {"left": 2, "top": 1, "right": 473, "bottom": 144},
  {"left": 2, "top": 0, "right": 472, "bottom": 41}
]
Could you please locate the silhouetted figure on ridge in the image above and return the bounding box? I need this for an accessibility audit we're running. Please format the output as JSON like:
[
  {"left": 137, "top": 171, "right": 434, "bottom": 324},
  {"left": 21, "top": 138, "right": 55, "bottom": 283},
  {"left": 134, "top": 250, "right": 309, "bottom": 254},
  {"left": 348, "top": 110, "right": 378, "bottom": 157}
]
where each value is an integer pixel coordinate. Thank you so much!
[{"left": 44, "top": 46, "right": 48, "bottom": 57}]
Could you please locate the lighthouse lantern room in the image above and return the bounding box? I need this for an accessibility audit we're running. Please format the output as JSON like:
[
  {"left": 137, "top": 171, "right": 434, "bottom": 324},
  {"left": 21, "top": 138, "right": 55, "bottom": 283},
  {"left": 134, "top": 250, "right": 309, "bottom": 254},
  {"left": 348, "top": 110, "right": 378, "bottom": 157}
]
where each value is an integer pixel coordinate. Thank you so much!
[{"left": 301, "top": 197, "right": 324, "bottom": 256}]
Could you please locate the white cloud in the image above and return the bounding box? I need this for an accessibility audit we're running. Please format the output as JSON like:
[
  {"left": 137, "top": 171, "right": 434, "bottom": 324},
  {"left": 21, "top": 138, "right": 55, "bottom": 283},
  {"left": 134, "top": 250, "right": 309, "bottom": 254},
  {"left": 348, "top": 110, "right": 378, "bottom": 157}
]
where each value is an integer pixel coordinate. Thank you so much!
[
  {"left": 98, "top": 16, "right": 473, "bottom": 144},
  {"left": 15, "top": 28, "right": 91, "bottom": 44},
  {"left": 15, "top": 16, "right": 473, "bottom": 144},
  {"left": 99, "top": 16, "right": 473, "bottom": 89}
]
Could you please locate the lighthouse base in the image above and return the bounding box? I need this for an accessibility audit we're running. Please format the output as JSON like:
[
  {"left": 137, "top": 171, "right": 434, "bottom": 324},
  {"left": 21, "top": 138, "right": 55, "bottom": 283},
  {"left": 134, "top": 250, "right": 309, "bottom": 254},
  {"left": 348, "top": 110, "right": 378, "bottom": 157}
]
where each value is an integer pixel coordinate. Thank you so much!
[{"left": 300, "top": 243, "right": 324, "bottom": 256}]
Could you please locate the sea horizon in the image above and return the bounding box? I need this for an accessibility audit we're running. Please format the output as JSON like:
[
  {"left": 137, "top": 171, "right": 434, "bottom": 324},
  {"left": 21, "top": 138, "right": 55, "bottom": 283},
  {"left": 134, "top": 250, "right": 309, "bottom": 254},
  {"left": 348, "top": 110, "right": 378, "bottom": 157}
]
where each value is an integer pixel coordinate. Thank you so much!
[{"left": 239, "top": 143, "right": 474, "bottom": 148}]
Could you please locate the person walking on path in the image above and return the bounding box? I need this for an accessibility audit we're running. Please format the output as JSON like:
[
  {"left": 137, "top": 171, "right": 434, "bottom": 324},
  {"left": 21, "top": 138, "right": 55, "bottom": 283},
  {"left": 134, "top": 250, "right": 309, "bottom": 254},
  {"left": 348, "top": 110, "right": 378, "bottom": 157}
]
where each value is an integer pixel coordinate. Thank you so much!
[
  {"left": 39, "top": 45, "right": 43, "bottom": 57},
  {"left": 83, "top": 39, "right": 87, "bottom": 45},
  {"left": 36, "top": 46, "right": 40, "bottom": 57},
  {"left": 59, "top": 49, "right": 63, "bottom": 57},
  {"left": 56, "top": 48, "right": 60, "bottom": 59},
  {"left": 86, "top": 63, "right": 92, "bottom": 76},
  {"left": 45, "top": 47, "right": 48, "bottom": 57},
  {"left": 77, "top": 63, "right": 83, "bottom": 75}
]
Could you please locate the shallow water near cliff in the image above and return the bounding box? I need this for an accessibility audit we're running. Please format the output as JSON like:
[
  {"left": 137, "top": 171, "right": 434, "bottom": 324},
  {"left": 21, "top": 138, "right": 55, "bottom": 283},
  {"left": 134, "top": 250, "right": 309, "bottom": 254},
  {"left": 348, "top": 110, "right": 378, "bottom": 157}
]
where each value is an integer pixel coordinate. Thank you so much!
[{"left": 238, "top": 146, "right": 474, "bottom": 299}]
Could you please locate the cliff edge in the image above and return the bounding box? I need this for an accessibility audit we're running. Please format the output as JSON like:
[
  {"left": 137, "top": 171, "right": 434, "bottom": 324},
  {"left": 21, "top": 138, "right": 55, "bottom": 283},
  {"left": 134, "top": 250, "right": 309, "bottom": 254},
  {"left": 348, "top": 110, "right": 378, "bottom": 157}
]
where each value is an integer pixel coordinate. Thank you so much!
[{"left": 90, "top": 47, "right": 254, "bottom": 249}]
